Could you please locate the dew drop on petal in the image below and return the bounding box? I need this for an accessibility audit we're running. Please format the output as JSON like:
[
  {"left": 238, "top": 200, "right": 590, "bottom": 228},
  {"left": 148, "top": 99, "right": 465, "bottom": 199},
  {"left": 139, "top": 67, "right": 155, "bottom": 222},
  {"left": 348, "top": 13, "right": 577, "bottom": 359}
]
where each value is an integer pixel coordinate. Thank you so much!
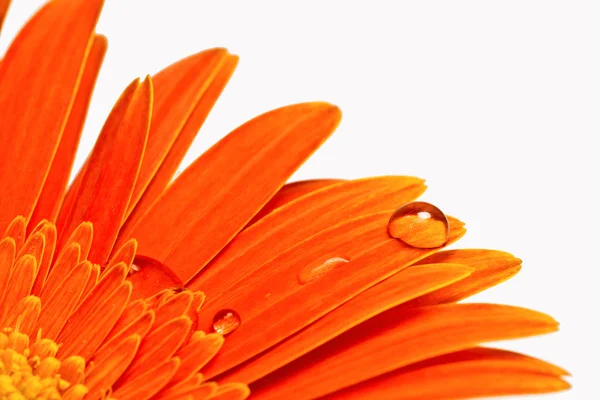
[
  {"left": 128, "top": 255, "right": 184, "bottom": 301},
  {"left": 213, "top": 309, "right": 241, "bottom": 335},
  {"left": 388, "top": 201, "right": 449, "bottom": 248},
  {"left": 297, "top": 257, "right": 349, "bottom": 285}
]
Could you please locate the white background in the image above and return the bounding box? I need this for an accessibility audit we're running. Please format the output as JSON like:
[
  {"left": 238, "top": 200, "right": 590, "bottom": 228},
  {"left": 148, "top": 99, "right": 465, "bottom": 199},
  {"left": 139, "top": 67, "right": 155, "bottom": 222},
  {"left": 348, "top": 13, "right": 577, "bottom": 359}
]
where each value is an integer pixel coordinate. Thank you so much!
[{"left": 2, "top": 1, "right": 598, "bottom": 399}]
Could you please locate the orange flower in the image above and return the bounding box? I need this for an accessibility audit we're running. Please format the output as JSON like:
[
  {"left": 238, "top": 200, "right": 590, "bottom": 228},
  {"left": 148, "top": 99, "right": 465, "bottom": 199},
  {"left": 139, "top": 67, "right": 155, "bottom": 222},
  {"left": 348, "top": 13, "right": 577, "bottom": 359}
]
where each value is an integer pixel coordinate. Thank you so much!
[{"left": 0, "top": 1, "right": 569, "bottom": 399}]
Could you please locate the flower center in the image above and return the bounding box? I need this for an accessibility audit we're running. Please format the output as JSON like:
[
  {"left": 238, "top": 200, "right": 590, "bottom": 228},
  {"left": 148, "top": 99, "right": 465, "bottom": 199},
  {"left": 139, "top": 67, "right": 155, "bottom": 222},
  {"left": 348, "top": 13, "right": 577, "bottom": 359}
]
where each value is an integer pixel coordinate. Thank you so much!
[{"left": 0, "top": 328, "right": 88, "bottom": 400}]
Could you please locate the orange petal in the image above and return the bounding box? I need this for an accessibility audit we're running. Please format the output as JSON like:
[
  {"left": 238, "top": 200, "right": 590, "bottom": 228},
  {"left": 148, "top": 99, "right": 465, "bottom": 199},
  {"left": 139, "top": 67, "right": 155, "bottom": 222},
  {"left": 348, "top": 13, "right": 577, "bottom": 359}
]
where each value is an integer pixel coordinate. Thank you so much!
[
  {"left": 145, "top": 289, "right": 175, "bottom": 309},
  {"left": 0, "top": 0, "right": 10, "bottom": 33},
  {"left": 3, "top": 295, "right": 40, "bottom": 336},
  {"left": 321, "top": 348, "right": 570, "bottom": 399},
  {"left": 0, "top": 254, "right": 36, "bottom": 323},
  {"left": 126, "top": 102, "right": 342, "bottom": 283},
  {"left": 56, "top": 77, "right": 152, "bottom": 264},
  {"left": 155, "top": 375, "right": 216, "bottom": 400},
  {"left": 78, "top": 263, "right": 100, "bottom": 307},
  {"left": 0, "top": 237, "right": 16, "bottom": 300},
  {"left": 1, "top": 215, "right": 26, "bottom": 253},
  {"left": 41, "top": 243, "right": 81, "bottom": 303},
  {"left": 57, "top": 273, "right": 130, "bottom": 359},
  {"left": 29, "top": 35, "right": 107, "bottom": 227},
  {"left": 16, "top": 230, "right": 45, "bottom": 271},
  {"left": 248, "top": 179, "right": 344, "bottom": 226},
  {"left": 152, "top": 291, "right": 194, "bottom": 329},
  {"left": 126, "top": 48, "right": 234, "bottom": 220},
  {"left": 404, "top": 249, "right": 522, "bottom": 307},
  {"left": 55, "top": 221, "right": 93, "bottom": 262},
  {"left": 118, "top": 316, "right": 192, "bottom": 383},
  {"left": 95, "top": 310, "right": 154, "bottom": 360},
  {"left": 191, "top": 176, "right": 425, "bottom": 301},
  {"left": 85, "top": 334, "right": 141, "bottom": 398},
  {"left": 128, "top": 255, "right": 184, "bottom": 300},
  {"left": 36, "top": 261, "right": 92, "bottom": 340},
  {"left": 201, "top": 215, "right": 465, "bottom": 379},
  {"left": 107, "top": 238, "right": 137, "bottom": 271},
  {"left": 123, "top": 54, "right": 239, "bottom": 233},
  {"left": 30, "top": 221, "right": 57, "bottom": 295},
  {"left": 170, "top": 332, "right": 224, "bottom": 384},
  {"left": 0, "top": 0, "right": 102, "bottom": 231},
  {"left": 193, "top": 291, "right": 206, "bottom": 311},
  {"left": 248, "top": 303, "right": 559, "bottom": 399},
  {"left": 208, "top": 383, "right": 250, "bottom": 400},
  {"left": 103, "top": 299, "right": 147, "bottom": 341},
  {"left": 390, "top": 346, "right": 569, "bottom": 378},
  {"left": 219, "top": 263, "right": 473, "bottom": 384},
  {"left": 80, "top": 263, "right": 128, "bottom": 307},
  {"left": 112, "top": 358, "right": 180, "bottom": 400}
]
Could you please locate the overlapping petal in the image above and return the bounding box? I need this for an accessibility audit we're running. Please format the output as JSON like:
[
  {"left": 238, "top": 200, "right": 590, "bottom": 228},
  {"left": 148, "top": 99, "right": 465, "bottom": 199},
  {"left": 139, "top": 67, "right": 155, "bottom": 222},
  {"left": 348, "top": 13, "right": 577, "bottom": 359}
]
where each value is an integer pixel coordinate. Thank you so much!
[
  {"left": 126, "top": 102, "right": 342, "bottom": 283},
  {"left": 200, "top": 214, "right": 465, "bottom": 379},
  {"left": 249, "top": 304, "right": 559, "bottom": 399},
  {"left": 0, "top": 1, "right": 567, "bottom": 399},
  {"left": 56, "top": 78, "right": 152, "bottom": 264},
  {"left": 0, "top": 0, "right": 102, "bottom": 232},
  {"left": 0, "top": 0, "right": 11, "bottom": 34},
  {"left": 323, "top": 348, "right": 570, "bottom": 399},
  {"left": 30, "top": 35, "right": 107, "bottom": 228},
  {"left": 219, "top": 263, "right": 474, "bottom": 384},
  {"left": 123, "top": 53, "right": 239, "bottom": 234},
  {"left": 0, "top": 216, "right": 240, "bottom": 399},
  {"left": 190, "top": 176, "right": 426, "bottom": 301}
]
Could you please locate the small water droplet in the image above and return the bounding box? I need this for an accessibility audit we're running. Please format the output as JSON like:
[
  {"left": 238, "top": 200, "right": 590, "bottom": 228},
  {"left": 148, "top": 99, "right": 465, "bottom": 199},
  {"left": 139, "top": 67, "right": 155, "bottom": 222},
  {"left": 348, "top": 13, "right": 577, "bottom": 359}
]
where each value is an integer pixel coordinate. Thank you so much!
[
  {"left": 388, "top": 202, "right": 449, "bottom": 248},
  {"left": 297, "top": 257, "right": 349, "bottom": 284},
  {"left": 212, "top": 309, "right": 241, "bottom": 335}
]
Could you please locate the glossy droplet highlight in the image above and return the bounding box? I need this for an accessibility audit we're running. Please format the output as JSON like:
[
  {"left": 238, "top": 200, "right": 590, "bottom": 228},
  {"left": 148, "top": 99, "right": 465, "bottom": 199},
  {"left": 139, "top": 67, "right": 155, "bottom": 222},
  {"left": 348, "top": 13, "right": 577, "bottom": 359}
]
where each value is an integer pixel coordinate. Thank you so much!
[
  {"left": 297, "top": 257, "right": 349, "bottom": 284},
  {"left": 213, "top": 309, "right": 241, "bottom": 335},
  {"left": 388, "top": 201, "right": 449, "bottom": 248},
  {"left": 129, "top": 264, "right": 140, "bottom": 274}
]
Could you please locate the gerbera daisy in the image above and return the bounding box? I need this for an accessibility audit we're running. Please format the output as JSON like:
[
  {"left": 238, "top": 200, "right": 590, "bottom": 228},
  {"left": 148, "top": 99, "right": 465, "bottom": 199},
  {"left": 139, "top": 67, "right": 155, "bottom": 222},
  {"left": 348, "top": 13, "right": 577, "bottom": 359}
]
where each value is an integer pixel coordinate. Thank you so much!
[{"left": 0, "top": 0, "right": 569, "bottom": 399}]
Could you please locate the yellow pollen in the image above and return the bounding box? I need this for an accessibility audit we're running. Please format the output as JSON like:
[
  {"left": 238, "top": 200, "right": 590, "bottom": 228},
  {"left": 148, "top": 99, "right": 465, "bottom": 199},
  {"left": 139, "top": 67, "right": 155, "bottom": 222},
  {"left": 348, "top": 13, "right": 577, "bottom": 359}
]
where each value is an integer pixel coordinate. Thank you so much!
[{"left": 0, "top": 329, "right": 89, "bottom": 400}]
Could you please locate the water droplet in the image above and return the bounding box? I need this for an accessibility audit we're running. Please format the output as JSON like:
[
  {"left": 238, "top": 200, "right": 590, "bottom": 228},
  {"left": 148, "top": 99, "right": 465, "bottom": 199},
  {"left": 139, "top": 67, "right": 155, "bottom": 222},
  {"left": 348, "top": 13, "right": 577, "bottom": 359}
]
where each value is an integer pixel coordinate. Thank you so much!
[
  {"left": 297, "top": 257, "right": 349, "bottom": 284},
  {"left": 128, "top": 256, "right": 184, "bottom": 301},
  {"left": 388, "top": 202, "right": 449, "bottom": 248},
  {"left": 212, "top": 309, "right": 241, "bottom": 335}
]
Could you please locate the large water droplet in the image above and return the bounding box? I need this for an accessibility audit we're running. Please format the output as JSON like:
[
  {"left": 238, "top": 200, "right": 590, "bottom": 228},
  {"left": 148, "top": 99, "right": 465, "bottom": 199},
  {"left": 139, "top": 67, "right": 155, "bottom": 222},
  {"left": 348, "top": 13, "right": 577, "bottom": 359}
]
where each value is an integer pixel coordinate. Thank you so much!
[
  {"left": 388, "top": 202, "right": 449, "bottom": 248},
  {"left": 128, "top": 256, "right": 184, "bottom": 301},
  {"left": 297, "top": 257, "right": 349, "bottom": 284},
  {"left": 212, "top": 309, "right": 241, "bottom": 335}
]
